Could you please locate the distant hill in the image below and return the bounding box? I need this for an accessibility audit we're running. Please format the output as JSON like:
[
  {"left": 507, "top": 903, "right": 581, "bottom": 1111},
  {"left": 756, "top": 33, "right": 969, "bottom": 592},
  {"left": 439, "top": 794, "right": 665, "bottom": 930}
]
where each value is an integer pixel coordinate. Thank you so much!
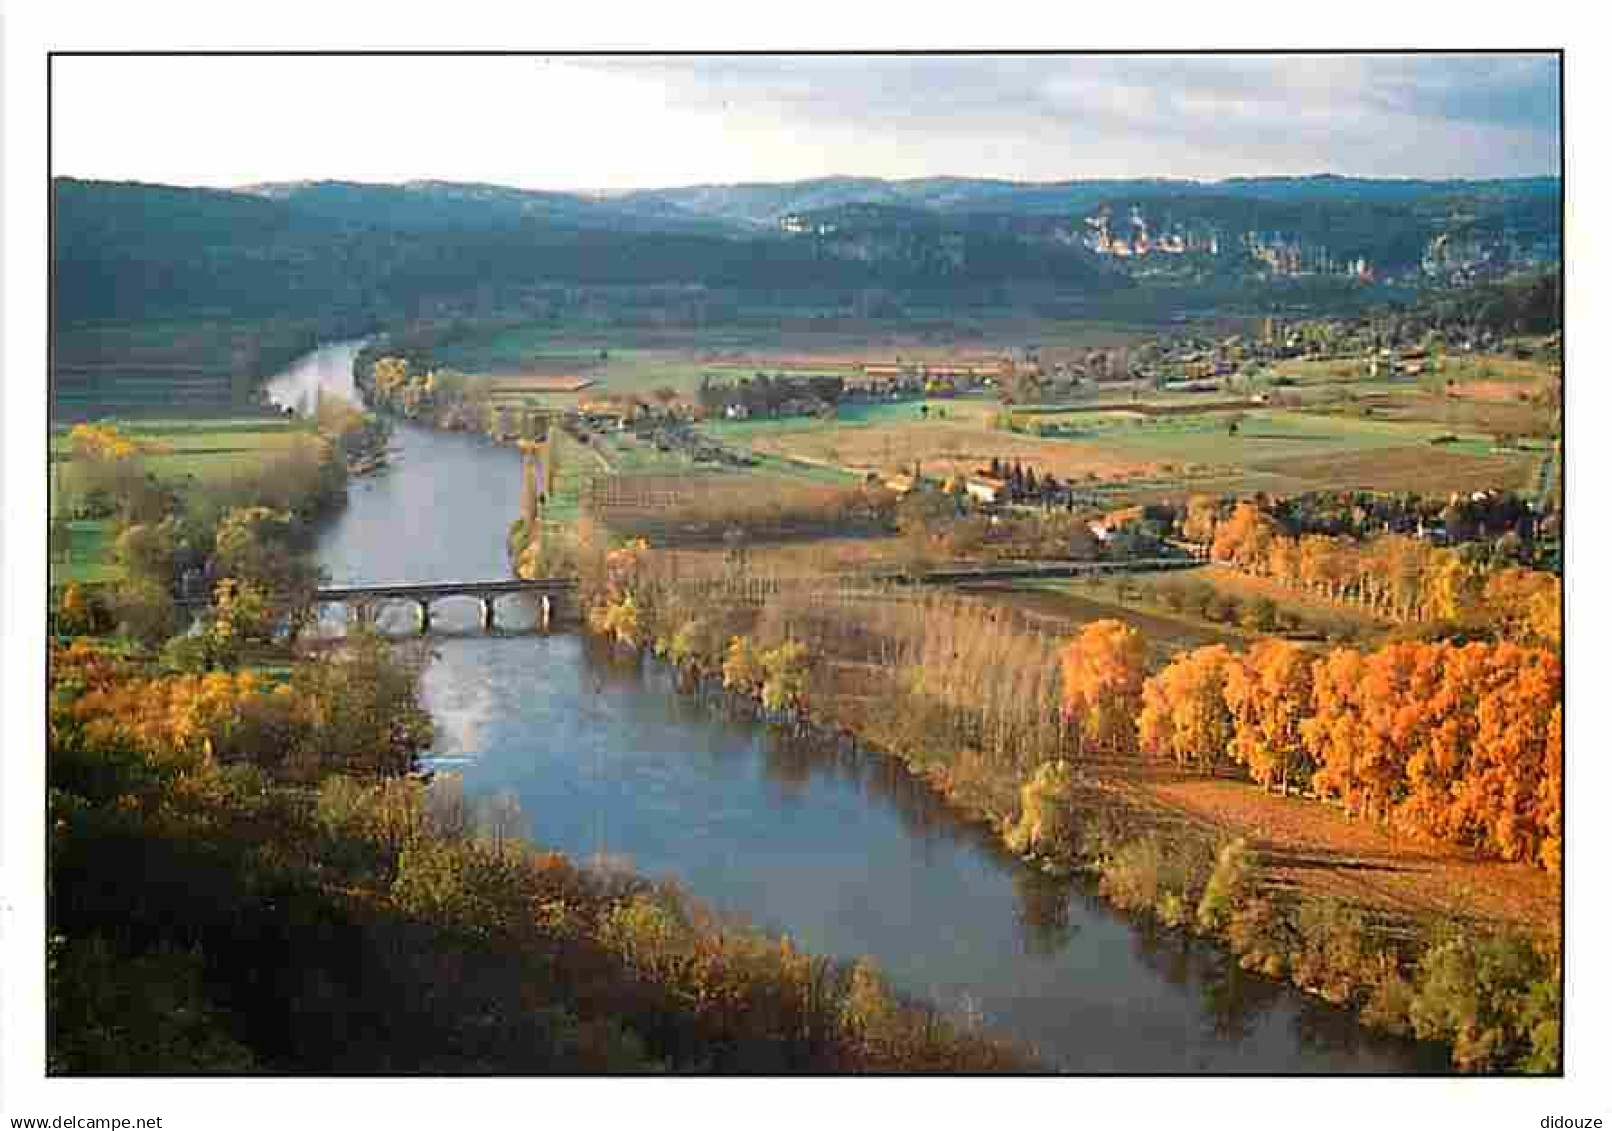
[
  {"left": 238, "top": 179, "right": 743, "bottom": 236},
  {"left": 51, "top": 173, "right": 1558, "bottom": 325},
  {"left": 52, "top": 177, "right": 1127, "bottom": 325},
  {"left": 609, "top": 173, "right": 1561, "bottom": 226}
]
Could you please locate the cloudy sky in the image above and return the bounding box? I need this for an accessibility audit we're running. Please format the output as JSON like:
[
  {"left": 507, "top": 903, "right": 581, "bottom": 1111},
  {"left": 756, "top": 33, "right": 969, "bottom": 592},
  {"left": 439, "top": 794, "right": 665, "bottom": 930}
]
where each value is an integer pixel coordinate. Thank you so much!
[{"left": 51, "top": 53, "right": 1560, "bottom": 190}]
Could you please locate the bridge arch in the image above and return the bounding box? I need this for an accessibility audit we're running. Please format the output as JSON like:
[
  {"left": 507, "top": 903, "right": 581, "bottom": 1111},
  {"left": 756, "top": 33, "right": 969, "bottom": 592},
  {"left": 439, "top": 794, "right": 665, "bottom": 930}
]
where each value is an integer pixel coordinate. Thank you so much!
[{"left": 312, "top": 577, "right": 574, "bottom": 634}]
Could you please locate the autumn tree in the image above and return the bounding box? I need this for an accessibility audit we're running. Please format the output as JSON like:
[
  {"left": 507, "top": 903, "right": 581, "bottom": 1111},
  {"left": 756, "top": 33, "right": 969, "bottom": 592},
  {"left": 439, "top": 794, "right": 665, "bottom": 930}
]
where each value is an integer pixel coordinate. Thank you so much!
[
  {"left": 1298, "top": 535, "right": 1349, "bottom": 600},
  {"left": 1210, "top": 502, "right": 1282, "bottom": 576},
  {"left": 1223, "top": 639, "right": 1315, "bottom": 793},
  {"left": 722, "top": 636, "right": 766, "bottom": 697},
  {"left": 1181, "top": 496, "right": 1220, "bottom": 546},
  {"left": 56, "top": 582, "right": 112, "bottom": 637},
  {"left": 1137, "top": 644, "right": 1237, "bottom": 774},
  {"left": 210, "top": 505, "right": 321, "bottom": 627},
  {"left": 1525, "top": 581, "right": 1562, "bottom": 651},
  {"left": 109, "top": 577, "right": 177, "bottom": 648},
  {"left": 204, "top": 578, "right": 277, "bottom": 667},
  {"left": 1537, "top": 704, "right": 1563, "bottom": 874},
  {"left": 290, "top": 628, "right": 434, "bottom": 778},
  {"left": 62, "top": 423, "right": 170, "bottom": 523},
  {"left": 1456, "top": 644, "right": 1561, "bottom": 863},
  {"left": 1422, "top": 549, "right": 1486, "bottom": 624},
  {"left": 1059, "top": 619, "right": 1147, "bottom": 757},
  {"left": 114, "top": 517, "right": 183, "bottom": 587},
  {"left": 759, "top": 641, "right": 811, "bottom": 713},
  {"left": 1303, "top": 647, "right": 1370, "bottom": 815}
]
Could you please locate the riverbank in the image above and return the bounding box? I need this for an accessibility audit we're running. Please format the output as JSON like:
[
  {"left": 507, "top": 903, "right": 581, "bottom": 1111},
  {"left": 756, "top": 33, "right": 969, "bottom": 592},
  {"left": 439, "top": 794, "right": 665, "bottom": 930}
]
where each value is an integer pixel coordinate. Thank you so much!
[
  {"left": 578, "top": 560, "right": 1559, "bottom": 1073},
  {"left": 107, "top": 340, "right": 1498, "bottom": 1073},
  {"left": 47, "top": 639, "right": 1029, "bottom": 1073},
  {"left": 47, "top": 344, "right": 1036, "bottom": 1074}
]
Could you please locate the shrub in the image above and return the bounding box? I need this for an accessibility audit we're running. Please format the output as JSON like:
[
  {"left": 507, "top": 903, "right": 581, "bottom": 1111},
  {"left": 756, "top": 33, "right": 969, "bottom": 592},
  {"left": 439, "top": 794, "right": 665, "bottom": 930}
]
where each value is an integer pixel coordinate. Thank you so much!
[
  {"left": 1409, "top": 929, "right": 1560, "bottom": 1072},
  {"left": 666, "top": 618, "right": 708, "bottom": 670},
  {"left": 57, "top": 582, "right": 113, "bottom": 637},
  {"left": 1099, "top": 836, "right": 1165, "bottom": 913},
  {"left": 1005, "top": 760, "right": 1079, "bottom": 860},
  {"left": 49, "top": 937, "right": 256, "bottom": 1073},
  {"left": 1225, "top": 896, "right": 1292, "bottom": 978},
  {"left": 391, "top": 839, "right": 483, "bottom": 928},
  {"left": 158, "top": 633, "right": 212, "bottom": 673},
  {"left": 1361, "top": 958, "right": 1417, "bottom": 1037},
  {"left": 317, "top": 775, "right": 427, "bottom": 855},
  {"left": 1196, "top": 837, "right": 1254, "bottom": 932},
  {"left": 110, "top": 577, "right": 177, "bottom": 648},
  {"left": 722, "top": 636, "right": 765, "bottom": 696},
  {"left": 1155, "top": 890, "right": 1191, "bottom": 929},
  {"left": 839, "top": 958, "right": 904, "bottom": 1057},
  {"left": 1290, "top": 898, "right": 1372, "bottom": 1004},
  {"left": 598, "top": 893, "right": 686, "bottom": 979},
  {"left": 1240, "top": 596, "right": 1279, "bottom": 633},
  {"left": 759, "top": 641, "right": 811, "bottom": 712}
]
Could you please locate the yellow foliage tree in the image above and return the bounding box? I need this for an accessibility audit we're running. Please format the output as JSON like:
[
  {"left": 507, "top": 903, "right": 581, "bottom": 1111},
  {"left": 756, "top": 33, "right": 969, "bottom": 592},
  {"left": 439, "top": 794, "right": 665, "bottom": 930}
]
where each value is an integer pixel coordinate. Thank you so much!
[{"left": 1059, "top": 619, "right": 1147, "bottom": 756}]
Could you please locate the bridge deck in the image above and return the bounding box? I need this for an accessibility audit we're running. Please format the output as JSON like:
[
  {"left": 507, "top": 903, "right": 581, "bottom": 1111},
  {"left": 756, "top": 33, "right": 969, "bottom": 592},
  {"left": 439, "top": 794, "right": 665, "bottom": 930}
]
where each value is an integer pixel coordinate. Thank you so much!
[{"left": 315, "top": 578, "right": 575, "bottom": 601}]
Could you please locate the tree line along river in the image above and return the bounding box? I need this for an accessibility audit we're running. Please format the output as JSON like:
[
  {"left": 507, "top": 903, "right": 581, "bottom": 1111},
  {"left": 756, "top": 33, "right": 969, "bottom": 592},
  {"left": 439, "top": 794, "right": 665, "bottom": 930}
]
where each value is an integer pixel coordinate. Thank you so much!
[{"left": 266, "top": 342, "right": 1446, "bottom": 1073}]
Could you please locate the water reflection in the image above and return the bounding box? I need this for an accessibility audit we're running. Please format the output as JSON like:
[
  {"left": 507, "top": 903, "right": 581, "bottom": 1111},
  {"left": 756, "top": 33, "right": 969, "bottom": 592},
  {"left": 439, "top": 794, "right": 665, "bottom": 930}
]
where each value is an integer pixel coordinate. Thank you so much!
[{"left": 1012, "top": 869, "right": 1079, "bottom": 959}]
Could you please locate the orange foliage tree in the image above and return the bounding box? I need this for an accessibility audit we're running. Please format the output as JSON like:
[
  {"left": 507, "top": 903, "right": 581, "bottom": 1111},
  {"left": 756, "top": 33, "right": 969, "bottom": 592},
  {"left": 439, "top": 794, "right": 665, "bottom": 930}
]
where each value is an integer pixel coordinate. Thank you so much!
[
  {"left": 1223, "top": 639, "right": 1315, "bottom": 793},
  {"left": 1299, "top": 638, "right": 1562, "bottom": 870},
  {"left": 1059, "top": 619, "right": 1147, "bottom": 757},
  {"left": 1137, "top": 644, "right": 1237, "bottom": 774},
  {"left": 1303, "top": 647, "right": 1371, "bottom": 815},
  {"left": 1210, "top": 502, "right": 1281, "bottom": 575},
  {"left": 1537, "top": 704, "right": 1563, "bottom": 874}
]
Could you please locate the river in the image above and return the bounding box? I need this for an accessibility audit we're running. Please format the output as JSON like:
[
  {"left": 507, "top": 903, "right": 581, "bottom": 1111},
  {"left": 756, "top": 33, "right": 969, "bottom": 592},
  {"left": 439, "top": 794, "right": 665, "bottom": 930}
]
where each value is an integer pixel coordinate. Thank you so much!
[{"left": 266, "top": 342, "right": 1446, "bottom": 1073}]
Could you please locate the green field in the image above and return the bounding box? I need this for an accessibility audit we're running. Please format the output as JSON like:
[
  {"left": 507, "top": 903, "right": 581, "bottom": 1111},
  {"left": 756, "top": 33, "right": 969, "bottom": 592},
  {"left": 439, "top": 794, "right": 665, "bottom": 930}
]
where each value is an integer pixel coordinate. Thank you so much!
[
  {"left": 53, "top": 519, "right": 124, "bottom": 586},
  {"left": 51, "top": 417, "right": 315, "bottom": 484},
  {"left": 694, "top": 389, "right": 1545, "bottom": 503},
  {"left": 50, "top": 417, "right": 314, "bottom": 589},
  {"left": 422, "top": 317, "right": 1168, "bottom": 409}
]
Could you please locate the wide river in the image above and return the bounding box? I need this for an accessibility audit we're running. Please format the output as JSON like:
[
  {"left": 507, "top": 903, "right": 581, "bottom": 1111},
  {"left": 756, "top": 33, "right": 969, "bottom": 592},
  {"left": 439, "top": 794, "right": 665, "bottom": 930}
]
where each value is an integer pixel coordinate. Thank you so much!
[{"left": 267, "top": 342, "right": 1446, "bottom": 1073}]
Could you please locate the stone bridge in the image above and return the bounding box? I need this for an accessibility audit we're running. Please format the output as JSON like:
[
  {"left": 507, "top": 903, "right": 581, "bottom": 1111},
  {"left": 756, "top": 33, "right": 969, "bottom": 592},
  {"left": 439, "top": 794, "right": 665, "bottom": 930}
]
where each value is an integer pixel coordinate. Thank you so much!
[{"left": 316, "top": 577, "right": 576, "bottom": 633}]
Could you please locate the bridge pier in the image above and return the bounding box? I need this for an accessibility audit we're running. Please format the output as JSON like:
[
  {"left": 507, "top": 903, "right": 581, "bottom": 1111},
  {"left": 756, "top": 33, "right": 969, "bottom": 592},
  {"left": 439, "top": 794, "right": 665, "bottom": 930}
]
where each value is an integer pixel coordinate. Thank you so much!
[
  {"left": 416, "top": 598, "right": 432, "bottom": 635},
  {"left": 481, "top": 596, "right": 497, "bottom": 631}
]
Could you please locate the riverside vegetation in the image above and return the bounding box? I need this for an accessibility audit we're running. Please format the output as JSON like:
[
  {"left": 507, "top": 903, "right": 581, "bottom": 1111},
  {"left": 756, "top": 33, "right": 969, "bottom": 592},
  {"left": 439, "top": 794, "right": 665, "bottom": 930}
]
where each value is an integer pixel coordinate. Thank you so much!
[
  {"left": 563, "top": 526, "right": 1561, "bottom": 1073},
  {"left": 46, "top": 420, "right": 1028, "bottom": 1073},
  {"left": 355, "top": 328, "right": 1559, "bottom": 1072}
]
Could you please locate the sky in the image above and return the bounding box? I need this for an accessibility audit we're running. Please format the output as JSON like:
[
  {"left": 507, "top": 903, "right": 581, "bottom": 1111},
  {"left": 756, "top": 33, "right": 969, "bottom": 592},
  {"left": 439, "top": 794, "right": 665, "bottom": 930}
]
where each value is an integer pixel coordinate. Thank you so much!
[{"left": 51, "top": 53, "right": 1562, "bottom": 192}]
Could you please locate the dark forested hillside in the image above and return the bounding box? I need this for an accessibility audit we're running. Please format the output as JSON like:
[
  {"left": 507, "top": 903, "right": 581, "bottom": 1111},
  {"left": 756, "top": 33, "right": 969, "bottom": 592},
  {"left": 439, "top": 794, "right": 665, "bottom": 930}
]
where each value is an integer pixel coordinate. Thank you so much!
[
  {"left": 52, "top": 178, "right": 1125, "bottom": 325},
  {"left": 52, "top": 173, "right": 1559, "bottom": 326}
]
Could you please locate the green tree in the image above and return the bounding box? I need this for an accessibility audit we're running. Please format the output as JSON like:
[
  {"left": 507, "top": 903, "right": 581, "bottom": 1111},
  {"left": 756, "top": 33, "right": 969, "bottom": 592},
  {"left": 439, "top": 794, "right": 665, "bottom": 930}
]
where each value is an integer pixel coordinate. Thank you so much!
[{"left": 110, "top": 577, "right": 177, "bottom": 648}]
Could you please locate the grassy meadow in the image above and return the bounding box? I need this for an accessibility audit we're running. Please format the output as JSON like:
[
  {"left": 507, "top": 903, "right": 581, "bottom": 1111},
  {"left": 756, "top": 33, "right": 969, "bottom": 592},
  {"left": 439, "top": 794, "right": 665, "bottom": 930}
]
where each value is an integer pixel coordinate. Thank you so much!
[
  {"left": 414, "top": 318, "right": 1554, "bottom": 508},
  {"left": 49, "top": 416, "right": 314, "bottom": 586}
]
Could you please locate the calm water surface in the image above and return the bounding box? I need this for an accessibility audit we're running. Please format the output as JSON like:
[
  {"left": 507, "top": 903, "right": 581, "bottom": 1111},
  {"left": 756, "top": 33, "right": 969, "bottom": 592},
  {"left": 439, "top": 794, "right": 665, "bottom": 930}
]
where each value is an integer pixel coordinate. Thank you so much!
[{"left": 269, "top": 343, "right": 1447, "bottom": 1073}]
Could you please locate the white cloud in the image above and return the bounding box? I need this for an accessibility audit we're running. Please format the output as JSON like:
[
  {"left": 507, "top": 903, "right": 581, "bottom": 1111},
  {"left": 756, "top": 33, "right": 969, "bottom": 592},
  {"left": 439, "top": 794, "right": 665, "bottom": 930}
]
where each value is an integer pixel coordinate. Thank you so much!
[{"left": 51, "top": 53, "right": 1560, "bottom": 190}]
